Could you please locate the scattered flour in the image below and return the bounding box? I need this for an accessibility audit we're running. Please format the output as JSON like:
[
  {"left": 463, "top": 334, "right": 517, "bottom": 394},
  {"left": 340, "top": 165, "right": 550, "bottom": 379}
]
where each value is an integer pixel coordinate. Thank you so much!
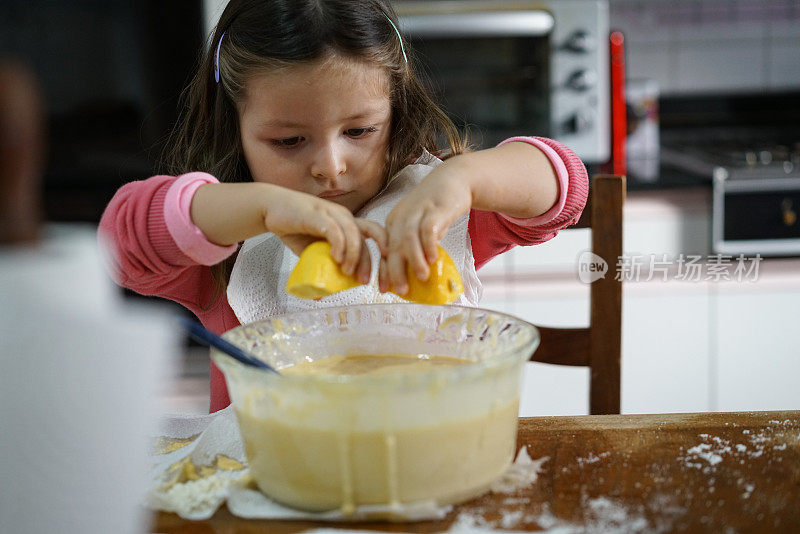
[
  {"left": 449, "top": 495, "right": 681, "bottom": 534},
  {"left": 576, "top": 451, "right": 611, "bottom": 467},
  {"left": 490, "top": 446, "right": 549, "bottom": 494},
  {"left": 502, "top": 497, "right": 530, "bottom": 506},
  {"left": 678, "top": 423, "right": 798, "bottom": 502},
  {"left": 499, "top": 510, "right": 525, "bottom": 529},
  {"left": 685, "top": 443, "right": 725, "bottom": 467},
  {"left": 585, "top": 497, "right": 649, "bottom": 533},
  {"left": 768, "top": 419, "right": 792, "bottom": 426},
  {"left": 679, "top": 428, "right": 790, "bottom": 474}
]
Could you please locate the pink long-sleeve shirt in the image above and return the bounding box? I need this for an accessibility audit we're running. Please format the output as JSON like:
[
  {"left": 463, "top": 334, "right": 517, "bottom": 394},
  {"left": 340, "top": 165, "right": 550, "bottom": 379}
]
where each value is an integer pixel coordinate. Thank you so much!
[{"left": 99, "top": 137, "right": 588, "bottom": 412}]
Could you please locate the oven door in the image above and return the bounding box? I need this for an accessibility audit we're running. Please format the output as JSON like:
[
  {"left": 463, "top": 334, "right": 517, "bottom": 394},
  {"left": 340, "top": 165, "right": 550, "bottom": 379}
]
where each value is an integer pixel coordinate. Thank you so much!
[
  {"left": 398, "top": 7, "right": 555, "bottom": 149},
  {"left": 713, "top": 175, "right": 800, "bottom": 256}
]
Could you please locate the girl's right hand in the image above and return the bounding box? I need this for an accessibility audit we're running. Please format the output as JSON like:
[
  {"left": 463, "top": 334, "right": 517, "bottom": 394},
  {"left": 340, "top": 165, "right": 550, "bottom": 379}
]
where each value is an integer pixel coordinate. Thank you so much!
[
  {"left": 191, "top": 182, "right": 386, "bottom": 282},
  {"left": 262, "top": 188, "right": 387, "bottom": 284}
]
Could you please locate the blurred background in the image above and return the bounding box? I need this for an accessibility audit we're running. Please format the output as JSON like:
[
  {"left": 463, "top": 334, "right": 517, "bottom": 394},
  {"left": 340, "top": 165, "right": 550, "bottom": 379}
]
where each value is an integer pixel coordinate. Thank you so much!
[
  {"left": 2, "top": 0, "right": 799, "bottom": 416},
  {"left": 2, "top": 1, "right": 203, "bottom": 223}
]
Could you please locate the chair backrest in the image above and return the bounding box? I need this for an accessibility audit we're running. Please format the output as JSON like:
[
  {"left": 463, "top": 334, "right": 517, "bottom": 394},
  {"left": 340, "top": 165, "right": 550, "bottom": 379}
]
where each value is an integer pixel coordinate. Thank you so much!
[{"left": 528, "top": 174, "right": 626, "bottom": 415}]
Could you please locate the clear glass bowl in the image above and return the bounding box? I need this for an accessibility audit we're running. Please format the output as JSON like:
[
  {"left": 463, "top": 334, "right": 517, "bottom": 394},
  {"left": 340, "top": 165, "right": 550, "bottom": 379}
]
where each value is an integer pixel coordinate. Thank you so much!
[{"left": 212, "top": 303, "right": 539, "bottom": 514}]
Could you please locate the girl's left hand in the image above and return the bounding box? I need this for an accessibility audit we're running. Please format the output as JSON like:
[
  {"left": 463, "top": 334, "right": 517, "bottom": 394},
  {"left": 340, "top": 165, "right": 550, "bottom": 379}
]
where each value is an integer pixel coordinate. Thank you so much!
[{"left": 380, "top": 164, "right": 472, "bottom": 296}]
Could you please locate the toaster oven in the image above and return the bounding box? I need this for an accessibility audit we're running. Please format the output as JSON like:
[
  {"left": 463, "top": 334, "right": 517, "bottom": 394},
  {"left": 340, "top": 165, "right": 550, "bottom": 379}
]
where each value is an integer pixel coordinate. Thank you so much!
[{"left": 396, "top": 0, "right": 610, "bottom": 163}]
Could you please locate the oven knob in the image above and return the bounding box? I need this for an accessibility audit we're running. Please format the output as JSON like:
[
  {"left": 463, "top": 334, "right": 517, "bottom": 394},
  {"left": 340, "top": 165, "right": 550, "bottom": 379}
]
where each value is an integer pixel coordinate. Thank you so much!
[
  {"left": 562, "top": 30, "right": 595, "bottom": 53},
  {"left": 565, "top": 69, "right": 596, "bottom": 91},
  {"left": 782, "top": 199, "right": 796, "bottom": 227},
  {"left": 562, "top": 110, "right": 593, "bottom": 134}
]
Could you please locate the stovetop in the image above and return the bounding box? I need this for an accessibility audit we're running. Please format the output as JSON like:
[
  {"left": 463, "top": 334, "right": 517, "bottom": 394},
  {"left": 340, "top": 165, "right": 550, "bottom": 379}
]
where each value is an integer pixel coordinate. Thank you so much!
[
  {"left": 654, "top": 92, "right": 800, "bottom": 186},
  {"left": 661, "top": 136, "right": 800, "bottom": 183},
  {"left": 696, "top": 142, "right": 800, "bottom": 170}
]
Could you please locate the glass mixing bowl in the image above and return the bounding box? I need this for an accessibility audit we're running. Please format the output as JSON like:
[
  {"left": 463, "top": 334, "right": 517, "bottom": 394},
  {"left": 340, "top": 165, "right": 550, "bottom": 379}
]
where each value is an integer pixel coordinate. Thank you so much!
[{"left": 212, "top": 303, "right": 539, "bottom": 514}]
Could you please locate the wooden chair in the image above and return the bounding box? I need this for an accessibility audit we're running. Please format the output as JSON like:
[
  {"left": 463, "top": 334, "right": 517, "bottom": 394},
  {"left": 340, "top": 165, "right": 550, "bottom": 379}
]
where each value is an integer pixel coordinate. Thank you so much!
[{"left": 528, "top": 175, "right": 626, "bottom": 415}]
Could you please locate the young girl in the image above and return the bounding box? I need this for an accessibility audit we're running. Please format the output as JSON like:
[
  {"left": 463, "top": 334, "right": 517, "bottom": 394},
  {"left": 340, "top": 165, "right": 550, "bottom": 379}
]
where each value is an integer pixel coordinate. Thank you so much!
[{"left": 99, "top": 0, "right": 588, "bottom": 413}]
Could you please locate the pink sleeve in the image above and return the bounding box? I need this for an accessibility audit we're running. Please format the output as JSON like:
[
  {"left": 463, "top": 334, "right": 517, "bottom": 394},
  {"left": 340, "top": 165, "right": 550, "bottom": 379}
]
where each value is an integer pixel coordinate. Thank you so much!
[
  {"left": 164, "top": 172, "right": 238, "bottom": 265},
  {"left": 97, "top": 173, "right": 236, "bottom": 305},
  {"left": 470, "top": 136, "right": 589, "bottom": 270}
]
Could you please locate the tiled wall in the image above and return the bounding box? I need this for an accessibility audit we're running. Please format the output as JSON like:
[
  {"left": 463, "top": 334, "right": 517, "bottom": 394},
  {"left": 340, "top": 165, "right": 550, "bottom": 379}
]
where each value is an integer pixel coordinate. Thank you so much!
[{"left": 610, "top": 0, "right": 800, "bottom": 95}]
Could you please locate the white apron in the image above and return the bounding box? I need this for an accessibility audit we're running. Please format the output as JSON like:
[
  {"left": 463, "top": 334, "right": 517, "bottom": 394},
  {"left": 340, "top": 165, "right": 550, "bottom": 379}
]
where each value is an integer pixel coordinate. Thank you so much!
[{"left": 226, "top": 150, "right": 482, "bottom": 325}]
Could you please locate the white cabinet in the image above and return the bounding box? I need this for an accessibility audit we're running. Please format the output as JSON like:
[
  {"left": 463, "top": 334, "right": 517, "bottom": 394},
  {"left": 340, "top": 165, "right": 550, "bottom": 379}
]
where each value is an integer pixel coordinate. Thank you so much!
[
  {"left": 482, "top": 276, "right": 591, "bottom": 417},
  {"left": 621, "top": 273, "right": 800, "bottom": 414},
  {"left": 512, "top": 279, "right": 590, "bottom": 417},
  {"left": 621, "top": 281, "right": 711, "bottom": 414},
  {"left": 713, "top": 281, "right": 800, "bottom": 412}
]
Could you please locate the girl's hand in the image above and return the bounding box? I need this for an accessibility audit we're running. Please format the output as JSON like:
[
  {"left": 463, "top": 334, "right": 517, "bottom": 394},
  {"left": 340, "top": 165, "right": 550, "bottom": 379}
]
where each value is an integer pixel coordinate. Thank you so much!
[
  {"left": 380, "top": 165, "right": 472, "bottom": 295},
  {"left": 263, "top": 188, "right": 387, "bottom": 284}
]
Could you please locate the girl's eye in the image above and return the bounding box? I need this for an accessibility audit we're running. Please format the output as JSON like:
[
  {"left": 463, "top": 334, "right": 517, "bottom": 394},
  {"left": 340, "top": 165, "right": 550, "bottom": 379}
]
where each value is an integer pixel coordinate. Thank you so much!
[
  {"left": 346, "top": 127, "right": 376, "bottom": 138},
  {"left": 271, "top": 137, "right": 303, "bottom": 148}
]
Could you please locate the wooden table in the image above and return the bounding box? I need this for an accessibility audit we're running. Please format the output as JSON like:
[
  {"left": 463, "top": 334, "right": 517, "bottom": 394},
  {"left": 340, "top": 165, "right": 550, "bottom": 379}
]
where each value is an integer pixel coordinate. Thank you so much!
[{"left": 152, "top": 411, "right": 800, "bottom": 533}]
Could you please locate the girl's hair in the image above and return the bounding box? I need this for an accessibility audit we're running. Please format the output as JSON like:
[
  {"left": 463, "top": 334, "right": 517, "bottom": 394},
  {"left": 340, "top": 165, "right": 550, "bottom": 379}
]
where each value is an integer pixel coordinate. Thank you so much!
[{"left": 161, "top": 0, "right": 468, "bottom": 302}]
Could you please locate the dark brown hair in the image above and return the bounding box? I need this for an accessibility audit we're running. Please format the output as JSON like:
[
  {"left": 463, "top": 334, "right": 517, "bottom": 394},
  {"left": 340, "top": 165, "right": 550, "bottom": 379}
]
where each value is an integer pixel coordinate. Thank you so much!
[{"left": 161, "top": 0, "right": 469, "bottom": 302}]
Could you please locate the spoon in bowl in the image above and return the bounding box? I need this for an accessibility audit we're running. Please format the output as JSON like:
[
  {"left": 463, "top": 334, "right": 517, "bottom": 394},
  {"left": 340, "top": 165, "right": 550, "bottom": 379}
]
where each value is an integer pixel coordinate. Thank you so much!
[{"left": 178, "top": 317, "right": 280, "bottom": 374}]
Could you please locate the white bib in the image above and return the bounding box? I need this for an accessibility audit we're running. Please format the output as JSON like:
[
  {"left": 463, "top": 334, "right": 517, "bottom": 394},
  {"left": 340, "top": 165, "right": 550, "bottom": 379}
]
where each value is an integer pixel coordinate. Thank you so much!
[{"left": 226, "top": 150, "right": 482, "bottom": 325}]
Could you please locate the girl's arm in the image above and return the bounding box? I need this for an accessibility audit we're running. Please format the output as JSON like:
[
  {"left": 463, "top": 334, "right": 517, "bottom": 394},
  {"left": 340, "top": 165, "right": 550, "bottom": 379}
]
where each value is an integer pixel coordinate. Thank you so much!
[
  {"left": 469, "top": 137, "right": 589, "bottom": 269},
  {"left": 191, "top": 182, "right": 385, "bottom": 283},
  {"left": 97, "top": 174, "right": 236, "bottom": 311},
  {"left": 381, "top": 139, "right": 587, "bottom": 295},
  {"left": 99, "top": 173, "right": 385, "bottom": 309},
  {"left": 445, "top": 140, "right": 559, "bottom": 219}
]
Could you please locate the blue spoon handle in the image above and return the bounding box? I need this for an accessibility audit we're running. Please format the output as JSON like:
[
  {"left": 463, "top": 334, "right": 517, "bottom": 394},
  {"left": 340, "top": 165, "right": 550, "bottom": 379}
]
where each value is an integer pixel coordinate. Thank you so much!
[{"left": 178, "top": 317, "right": 280, "bottom": 374}]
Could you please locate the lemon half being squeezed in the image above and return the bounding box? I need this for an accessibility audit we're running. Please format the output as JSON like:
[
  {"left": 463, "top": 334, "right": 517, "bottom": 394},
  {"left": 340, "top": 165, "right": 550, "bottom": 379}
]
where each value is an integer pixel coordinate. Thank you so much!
[
  {"left": 399, "top": 245, "right": 463, "bottom": 305},
  {"left": 285, "top": 241, "right": 360, "bottom": 300},
  {"left": 285, "top": 241, "right": 463, "bottom": 304}
]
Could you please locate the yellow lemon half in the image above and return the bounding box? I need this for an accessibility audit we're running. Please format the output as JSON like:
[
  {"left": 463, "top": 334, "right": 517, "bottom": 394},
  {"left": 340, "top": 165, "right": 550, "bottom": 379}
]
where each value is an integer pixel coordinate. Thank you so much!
[
  {"left": 286, "top": 241, "right": 464, "bottom": 305},
  {"left": 285, "top": 241, "right": 360, "bottom": 300},
  {"left": 394, "top": 245, "right": 464, "bottom": 305}
]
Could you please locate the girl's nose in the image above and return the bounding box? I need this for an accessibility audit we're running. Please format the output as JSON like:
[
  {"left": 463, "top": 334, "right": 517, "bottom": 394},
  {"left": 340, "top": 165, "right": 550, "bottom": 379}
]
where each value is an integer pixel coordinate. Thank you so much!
[{"left": 310, "top": 143, "right": 346, "bottom": 184}]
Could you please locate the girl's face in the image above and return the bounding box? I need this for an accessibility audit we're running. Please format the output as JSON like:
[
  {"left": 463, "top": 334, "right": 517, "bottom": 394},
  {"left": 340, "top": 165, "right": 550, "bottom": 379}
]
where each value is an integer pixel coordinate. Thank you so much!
[{"left": 237, "top": 54, "right": 392, "bottom": 214}]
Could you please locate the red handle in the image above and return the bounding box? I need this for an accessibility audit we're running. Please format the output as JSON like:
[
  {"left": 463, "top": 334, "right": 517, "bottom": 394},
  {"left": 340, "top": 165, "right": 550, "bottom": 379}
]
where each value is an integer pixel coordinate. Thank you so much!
[{"left": 609, "top": 30, "right": 627, "bottom": 176}]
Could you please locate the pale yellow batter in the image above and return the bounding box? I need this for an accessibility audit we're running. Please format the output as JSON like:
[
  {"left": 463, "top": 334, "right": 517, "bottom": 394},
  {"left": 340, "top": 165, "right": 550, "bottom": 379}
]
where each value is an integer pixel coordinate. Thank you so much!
[
  {"left": 282, "top": 353, "right": 473, "bottom": 376},
  {"left": 234, "top": 354, "right": 519, "bottom": 514}
]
